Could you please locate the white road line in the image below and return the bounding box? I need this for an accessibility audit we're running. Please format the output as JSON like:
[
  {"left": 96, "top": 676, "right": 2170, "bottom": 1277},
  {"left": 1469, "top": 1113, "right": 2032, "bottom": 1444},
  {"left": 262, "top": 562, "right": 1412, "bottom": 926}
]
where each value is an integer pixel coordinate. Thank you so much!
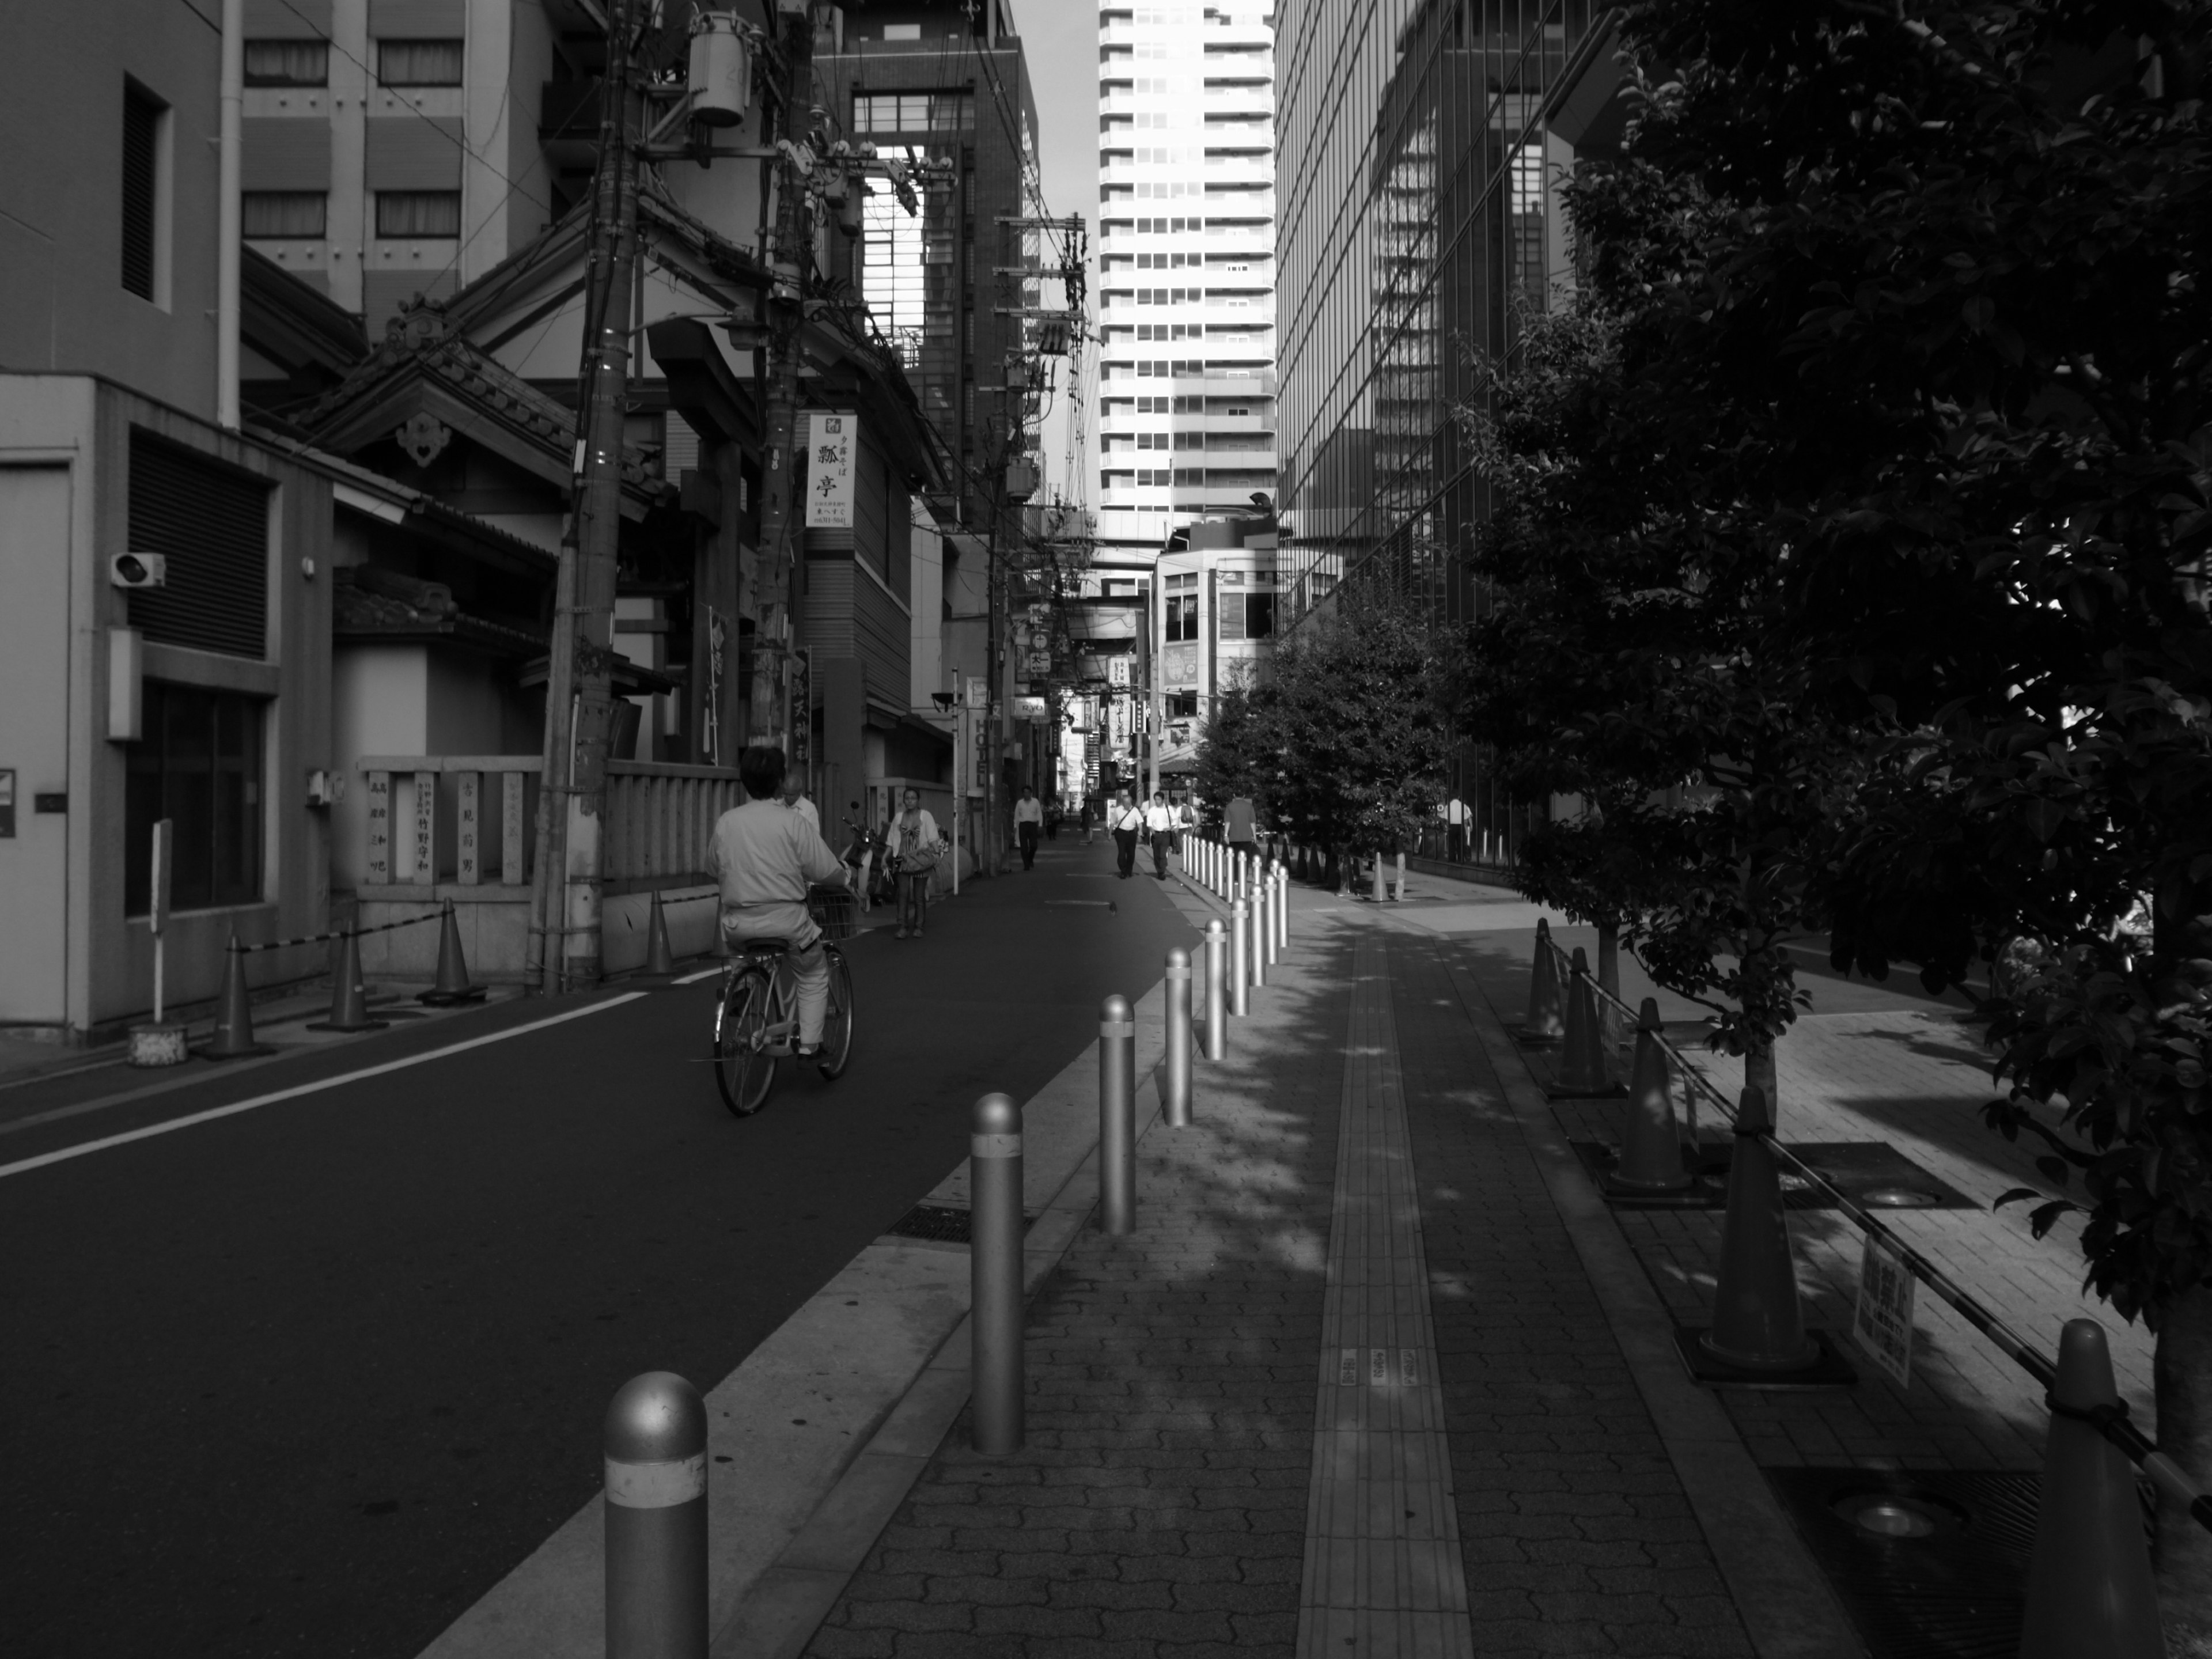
[
  {"left": 0, "top": 994, "right": 649, "bottom": 1183},
  {"left": 673, "top": 966, "right": 723, "bottom": 984}
]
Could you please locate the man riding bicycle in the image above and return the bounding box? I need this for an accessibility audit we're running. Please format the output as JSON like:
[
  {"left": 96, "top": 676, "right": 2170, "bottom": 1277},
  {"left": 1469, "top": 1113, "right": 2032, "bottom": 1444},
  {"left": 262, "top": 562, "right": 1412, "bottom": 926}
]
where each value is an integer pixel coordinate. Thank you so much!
[{"left": 706, "top": 745, "right": 848, "bottom": 1056}]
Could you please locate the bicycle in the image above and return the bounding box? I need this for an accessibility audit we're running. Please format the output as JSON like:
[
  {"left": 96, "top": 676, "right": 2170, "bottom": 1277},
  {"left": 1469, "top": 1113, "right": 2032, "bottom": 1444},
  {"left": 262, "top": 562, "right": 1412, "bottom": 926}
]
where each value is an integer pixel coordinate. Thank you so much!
[{"left": 712, "top": 912, "right": 855, "bottom": 1117}]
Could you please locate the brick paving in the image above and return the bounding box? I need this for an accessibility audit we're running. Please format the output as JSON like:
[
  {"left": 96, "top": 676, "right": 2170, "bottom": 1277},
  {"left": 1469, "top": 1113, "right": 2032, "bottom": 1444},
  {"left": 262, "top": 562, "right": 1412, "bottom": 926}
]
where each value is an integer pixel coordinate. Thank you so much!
[
  {"left": 806, "top": 901, "right": 1764, "bottom": 1657},
  {"left": 804, "top": 920, "right": 1357, "bottom": 1658},
  {"left": 1390, "top": 936, "right": 1755, "bottom": 1659}
]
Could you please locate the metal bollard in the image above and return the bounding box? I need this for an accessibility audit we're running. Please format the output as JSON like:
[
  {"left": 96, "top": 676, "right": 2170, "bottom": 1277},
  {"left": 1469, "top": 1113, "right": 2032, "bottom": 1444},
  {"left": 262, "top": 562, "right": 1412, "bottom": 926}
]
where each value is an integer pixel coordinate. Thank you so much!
[
  {"left": 1203, "top": 919, "right": 1228, "bottom": 1060},
  {"left": 1099, "top": 995, "right": 1136, "bottom": 1234},
  {"left": 1229, "top": 899, "right": 1251, "bottom": 1017},
  {"left": 1164, "top": 948, "right": 1193, "bottom": 1127},
  {"left": 1273, "top": 869, "right": 1289, "bottom": 954},
  {"left": 971, "top": 1092, "right": 1025, "bottom": 1453},
  {"left": 1250, "top": 877, "right": 1269, "bottom": 989},
  {"left": 1264, "top": 870, "right": 1281, "bottom": 967},
  {"left": 605, "top": 1371, "right": 709, "bottom": 1659}
]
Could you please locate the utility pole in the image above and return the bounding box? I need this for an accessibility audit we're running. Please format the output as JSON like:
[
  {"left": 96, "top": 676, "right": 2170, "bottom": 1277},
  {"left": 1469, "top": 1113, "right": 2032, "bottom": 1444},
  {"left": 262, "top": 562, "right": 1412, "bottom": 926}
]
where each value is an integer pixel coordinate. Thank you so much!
[
  {"left": 749, "top": 3, "right": 817, "bottom": 752},
  {"left": 529, "top": 0, "right": 639, "bottom": 994}
]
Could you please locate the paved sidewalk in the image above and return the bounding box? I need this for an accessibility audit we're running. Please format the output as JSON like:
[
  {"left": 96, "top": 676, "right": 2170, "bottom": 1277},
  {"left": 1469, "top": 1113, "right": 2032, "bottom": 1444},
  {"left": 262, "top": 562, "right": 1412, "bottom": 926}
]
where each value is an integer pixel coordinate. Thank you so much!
[{"left": 803, "top": 890, "right": 1775, "bottom": 1658}]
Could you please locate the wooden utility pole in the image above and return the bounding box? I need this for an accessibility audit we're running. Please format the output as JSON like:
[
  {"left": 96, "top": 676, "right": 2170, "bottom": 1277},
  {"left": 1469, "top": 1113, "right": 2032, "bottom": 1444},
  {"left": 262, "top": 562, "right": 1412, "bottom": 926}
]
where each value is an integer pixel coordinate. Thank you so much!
[
  {"left": 529, "top": 0, "right": 639, "bottom": 994},
  {"left": 748, "top": 5, "right": 817, "bottom": 752}
]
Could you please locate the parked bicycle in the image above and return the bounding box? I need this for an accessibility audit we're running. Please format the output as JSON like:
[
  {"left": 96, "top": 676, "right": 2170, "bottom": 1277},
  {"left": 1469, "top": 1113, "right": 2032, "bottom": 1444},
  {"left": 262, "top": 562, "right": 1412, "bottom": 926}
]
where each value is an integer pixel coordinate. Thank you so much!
[{"left": 711, "top": 889, "right": 855, "bottom": 1116}]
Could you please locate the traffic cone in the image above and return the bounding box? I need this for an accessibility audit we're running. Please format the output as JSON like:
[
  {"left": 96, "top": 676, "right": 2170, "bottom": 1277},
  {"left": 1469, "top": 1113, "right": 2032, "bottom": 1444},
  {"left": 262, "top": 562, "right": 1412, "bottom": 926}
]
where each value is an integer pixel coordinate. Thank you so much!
[
  {"left": 1607, "top": 998, "right": 1692, "bottom": 1195},
  {"left": 1524, "top": 919, "right": 1564, "bottom": 1043},
  {"left": 644, "top": 887, "right": 676, "bottom": 976},
  {"left": 1370, "top": 854, "right": 1387, "bottom": 903},
  {"left": 419, "top": 900, "right": 486, "bottom": 1005},
  {"left": 308, "top": 928, "right": 388, "bottom": 1033},
  {"left": 1699, "top": 1085, "right": 1818, "bottom": 1370},
  {"left": 2020, "top": 1320, "right": 2164, "bottom": 1659},
  {"left": 202, "top": 934, "right": 272, "bottom": 1059},
  {"left": 1551, "top": 948, "right": 1616, "bottom": 1094}
]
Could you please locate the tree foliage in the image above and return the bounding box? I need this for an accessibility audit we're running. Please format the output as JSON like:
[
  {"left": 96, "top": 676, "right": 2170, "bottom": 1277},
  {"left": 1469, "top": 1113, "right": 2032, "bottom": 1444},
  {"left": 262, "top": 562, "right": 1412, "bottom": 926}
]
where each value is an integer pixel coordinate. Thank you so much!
[
  {"left": 1193, "top": 599, "right": 1452, "bottom": 862},
  {"left": 1472, "top": 0, "right": 2212, "bottom": 1612}
]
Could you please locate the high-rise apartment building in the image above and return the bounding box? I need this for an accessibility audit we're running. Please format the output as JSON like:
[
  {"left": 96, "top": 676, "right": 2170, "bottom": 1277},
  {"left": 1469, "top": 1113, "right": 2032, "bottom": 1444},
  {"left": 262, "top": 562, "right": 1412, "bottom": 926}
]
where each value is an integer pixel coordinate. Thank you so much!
[
  {"left": 1273, "top": 0, "right": 1610, "bottom": 854},
  {"left": 1092, "top": 1, "right": 1278, "bottom": 577}
]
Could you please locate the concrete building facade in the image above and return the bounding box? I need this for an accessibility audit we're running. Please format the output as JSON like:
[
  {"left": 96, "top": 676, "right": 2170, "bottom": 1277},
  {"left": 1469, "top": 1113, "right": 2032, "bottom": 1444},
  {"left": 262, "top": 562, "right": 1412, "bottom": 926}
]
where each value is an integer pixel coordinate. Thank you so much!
[
  {"left": 0, "top": 1, "right": 346, "bottom": 1039},
  {"left": 1092, "top": 0, "right": 1278, "bottom": 575}
]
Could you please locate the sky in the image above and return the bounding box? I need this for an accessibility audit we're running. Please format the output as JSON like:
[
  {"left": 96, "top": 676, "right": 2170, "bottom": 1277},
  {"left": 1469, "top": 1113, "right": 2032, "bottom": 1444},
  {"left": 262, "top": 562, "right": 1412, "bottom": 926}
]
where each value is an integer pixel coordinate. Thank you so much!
[{"left": 1007, "top": 0, "right": 1099, "bottom": 508}]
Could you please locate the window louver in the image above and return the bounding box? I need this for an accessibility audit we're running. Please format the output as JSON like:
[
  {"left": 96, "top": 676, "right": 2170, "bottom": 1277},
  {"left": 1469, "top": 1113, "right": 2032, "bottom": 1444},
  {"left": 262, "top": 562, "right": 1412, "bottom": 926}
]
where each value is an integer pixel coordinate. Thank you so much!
[{"left": 126, "top": 434, "right": 270, "bottom": 659}]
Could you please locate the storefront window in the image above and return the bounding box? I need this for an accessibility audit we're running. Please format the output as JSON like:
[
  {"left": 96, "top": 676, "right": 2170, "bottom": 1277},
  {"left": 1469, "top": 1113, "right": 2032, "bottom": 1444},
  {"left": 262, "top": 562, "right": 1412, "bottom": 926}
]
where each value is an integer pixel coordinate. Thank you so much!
[{"left": 124, "top": 682, "right": 264, "bottom": 915}]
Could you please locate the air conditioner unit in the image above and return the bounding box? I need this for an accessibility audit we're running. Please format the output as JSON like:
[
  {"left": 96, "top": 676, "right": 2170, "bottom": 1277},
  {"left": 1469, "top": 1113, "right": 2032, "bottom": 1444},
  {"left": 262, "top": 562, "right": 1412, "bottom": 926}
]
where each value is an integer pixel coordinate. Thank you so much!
[{"left": 110, "top": 552, "right": 168, "bottom": 589}]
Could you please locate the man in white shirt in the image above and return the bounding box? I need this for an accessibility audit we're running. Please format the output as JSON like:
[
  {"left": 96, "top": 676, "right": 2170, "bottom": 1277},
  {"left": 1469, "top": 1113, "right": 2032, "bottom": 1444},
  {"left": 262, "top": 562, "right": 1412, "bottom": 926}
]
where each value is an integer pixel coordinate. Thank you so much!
[
  {"left": 1014, "top": 786, "right": 1044, "bottom": 870},
  {"left": 1143, "top": 790, "right": 1176, "bottom": 878},
  {"left": 781, "top": 771, "right": 820, "bottom": 836},
  {"left": 707, "top": 747, "right": 847, "bottom": 1054},
  {"left": 1109, "top": 791, "right": 1145, "bottom": 878}
]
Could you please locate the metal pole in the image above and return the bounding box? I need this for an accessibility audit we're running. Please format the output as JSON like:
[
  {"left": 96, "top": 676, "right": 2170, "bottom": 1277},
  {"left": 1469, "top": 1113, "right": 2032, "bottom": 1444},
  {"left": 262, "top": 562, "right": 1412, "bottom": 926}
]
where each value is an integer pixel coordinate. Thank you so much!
[
  {"left": 1275, "top": 868, "right": 1288, "bottom": 954},
  {"left": 604, "top": 1371, "right": 708, "bottom": 1659},
  {"left": 1203, "top": 918, "right": 1228, "bottom": 1060},
  {"left": 1099, "top": 994, "right": 1136, "bottom": 1233},
  {"left": 1250, "top": 876, "right": 1268, "bottom": 989},
  {"left": 1164, "top": 947, "right": 1192, "bottom": 1127},
  {"left": 1264, "top": 869, "right": 1281, "bottom": 967},
  {"left": 1229, "top": 899, "right": 1250, "bottom": 1017},
  {"left": 970, "top": 1091, "right": 1024, "bottom": 1453}
]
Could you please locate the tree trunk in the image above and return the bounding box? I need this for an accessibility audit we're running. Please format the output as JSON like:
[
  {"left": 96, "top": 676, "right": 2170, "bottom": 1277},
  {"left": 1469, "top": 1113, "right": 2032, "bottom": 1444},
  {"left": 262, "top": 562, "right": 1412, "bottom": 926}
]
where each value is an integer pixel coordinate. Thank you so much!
[
  {"left": 2156, "top": 1282, "right": 2212, "bottom": 1647},
  {"left": 1597, "top": 922, "right": 1624, "bottom": 1052},
  {"left": 1744, "top": 1039, "right": 1778, "bottom": 1122}
]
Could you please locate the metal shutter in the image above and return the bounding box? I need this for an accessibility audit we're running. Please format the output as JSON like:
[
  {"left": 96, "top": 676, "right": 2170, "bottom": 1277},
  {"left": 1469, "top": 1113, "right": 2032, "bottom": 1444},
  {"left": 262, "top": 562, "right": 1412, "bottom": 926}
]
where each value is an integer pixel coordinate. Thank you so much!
[{"left": 126, "top": 434, "right": 270, "bottom": 659}]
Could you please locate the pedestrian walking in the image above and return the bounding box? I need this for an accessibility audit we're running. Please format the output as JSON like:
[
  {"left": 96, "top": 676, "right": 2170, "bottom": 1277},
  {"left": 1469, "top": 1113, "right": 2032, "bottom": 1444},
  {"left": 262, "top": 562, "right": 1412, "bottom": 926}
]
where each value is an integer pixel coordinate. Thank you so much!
[
  {"left": 1044, "top": 800, "right": 1060, "bottom": 842},
  {"left": 1109, "top": 792, "right": 1145, "bottom": 878},
  {"left": 1225, "top": 793, "right": 1257, "bottom": 863},
  {"left": 885, "top": 786, "right": 946, "bottom": 939},
  {"left": 1080, "top": 800, "right": 1095, "bottom": 844},
  {"left": 1014, "top": 786, "right": 1043, "bottom": 870},
  {"left": 1144, "top": 791, "right": 1176, "bottom": 878},
  {"left": 1173, "top": 796, "right": 1193, "bottom": 857}
]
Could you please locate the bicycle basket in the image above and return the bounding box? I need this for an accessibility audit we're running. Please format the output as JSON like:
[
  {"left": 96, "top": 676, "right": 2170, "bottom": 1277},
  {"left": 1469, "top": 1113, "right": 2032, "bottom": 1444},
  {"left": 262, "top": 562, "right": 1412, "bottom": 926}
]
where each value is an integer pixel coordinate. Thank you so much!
[{"left": 808, "top": 884, "right": 858, "bottom": 940}]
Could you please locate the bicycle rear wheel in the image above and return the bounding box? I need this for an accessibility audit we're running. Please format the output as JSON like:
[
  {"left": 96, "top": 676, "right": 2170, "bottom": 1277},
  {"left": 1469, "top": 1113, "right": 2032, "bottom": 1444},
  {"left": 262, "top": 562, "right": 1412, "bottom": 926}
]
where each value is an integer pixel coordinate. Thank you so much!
[
  {"left": 714, "top": 966, "right": 778, "bottom": 1116},
  {"left": 817, "top": 948, "right": 855, "bottom": 1080}
]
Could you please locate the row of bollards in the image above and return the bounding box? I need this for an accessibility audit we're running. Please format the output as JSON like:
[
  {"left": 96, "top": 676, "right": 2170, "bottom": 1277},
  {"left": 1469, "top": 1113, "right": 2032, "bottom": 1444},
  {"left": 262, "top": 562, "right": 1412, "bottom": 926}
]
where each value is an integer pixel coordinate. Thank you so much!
[
  {"left": 1515, "top": 914, "right": 2175, "bottom": 1659},
  {"left": 597, "top": 853, "right": 1301, "bottom": 1651}
]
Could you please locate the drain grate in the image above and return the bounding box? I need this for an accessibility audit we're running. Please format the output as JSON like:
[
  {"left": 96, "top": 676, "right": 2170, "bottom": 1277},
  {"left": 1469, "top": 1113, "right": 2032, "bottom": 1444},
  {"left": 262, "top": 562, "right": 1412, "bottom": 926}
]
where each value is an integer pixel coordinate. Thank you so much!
[
  {"left": 1569, "top": 1139, "right": 1974, "bottom": 1210},
  {"left": 1764, "top": 1468, "right": 2037, "bottom": 1659},
  {"left": 884, "top": 1203, "right": 1037, "bottom": 1244}
]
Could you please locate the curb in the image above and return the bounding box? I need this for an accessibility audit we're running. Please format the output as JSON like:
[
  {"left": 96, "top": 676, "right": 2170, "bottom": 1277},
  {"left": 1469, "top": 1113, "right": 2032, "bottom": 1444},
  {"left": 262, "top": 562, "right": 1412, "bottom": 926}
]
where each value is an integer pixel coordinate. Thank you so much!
[{"left": 713, "top": 1065, "right": 1171, "bottom": 1658}]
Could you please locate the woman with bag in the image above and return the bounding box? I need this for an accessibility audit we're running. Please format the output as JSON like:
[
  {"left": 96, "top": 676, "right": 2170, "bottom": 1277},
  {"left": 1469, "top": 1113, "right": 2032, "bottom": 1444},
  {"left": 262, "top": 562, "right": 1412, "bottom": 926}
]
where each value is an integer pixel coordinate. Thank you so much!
[{"left": 885, "top": 786, "right": 945, "bottom": 939}]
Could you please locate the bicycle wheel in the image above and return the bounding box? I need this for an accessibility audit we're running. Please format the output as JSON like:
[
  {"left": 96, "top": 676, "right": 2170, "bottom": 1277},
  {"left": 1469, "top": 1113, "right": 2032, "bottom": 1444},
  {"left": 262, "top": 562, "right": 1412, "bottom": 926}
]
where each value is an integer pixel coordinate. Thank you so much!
[
  {"left": 714, "top": 966, "right": 778, "bottom": 1117},
  {"left": 817, "top": 948, "right": 855, "bottom": 1080}
]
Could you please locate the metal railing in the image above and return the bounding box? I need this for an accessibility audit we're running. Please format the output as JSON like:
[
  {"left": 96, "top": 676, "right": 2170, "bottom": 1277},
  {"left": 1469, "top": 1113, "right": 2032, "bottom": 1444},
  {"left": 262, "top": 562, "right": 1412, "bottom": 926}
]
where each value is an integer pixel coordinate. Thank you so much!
[{"left": 1539, "top": 931, "right": 2212, "bottom": 1534}]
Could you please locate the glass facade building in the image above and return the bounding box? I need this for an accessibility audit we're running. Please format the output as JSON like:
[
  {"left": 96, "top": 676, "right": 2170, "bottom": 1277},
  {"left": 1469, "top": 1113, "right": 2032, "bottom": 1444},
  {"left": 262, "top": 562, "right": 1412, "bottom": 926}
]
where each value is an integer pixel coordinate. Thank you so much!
[{"left": 1274, "top": 0, "right": 1601, "bottom": 626}]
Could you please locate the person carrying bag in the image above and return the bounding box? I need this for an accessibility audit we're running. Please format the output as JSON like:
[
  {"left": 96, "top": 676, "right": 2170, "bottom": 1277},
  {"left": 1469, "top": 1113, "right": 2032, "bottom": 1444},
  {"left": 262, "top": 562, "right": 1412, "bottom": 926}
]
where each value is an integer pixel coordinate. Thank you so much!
[
  {"left": 886, "top": 786, "right": 945, "bottom": 939},
  {"left": 1109, "top": 792, "right": 1145, "bottom": 879}
]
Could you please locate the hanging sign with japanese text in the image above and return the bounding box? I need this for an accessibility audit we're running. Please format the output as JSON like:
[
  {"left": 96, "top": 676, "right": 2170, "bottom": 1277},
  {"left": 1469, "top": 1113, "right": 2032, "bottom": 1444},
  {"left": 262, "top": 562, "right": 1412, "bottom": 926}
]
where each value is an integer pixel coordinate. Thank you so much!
[{"left": 803, "top": 411, "right": 857, "bottom": 529}]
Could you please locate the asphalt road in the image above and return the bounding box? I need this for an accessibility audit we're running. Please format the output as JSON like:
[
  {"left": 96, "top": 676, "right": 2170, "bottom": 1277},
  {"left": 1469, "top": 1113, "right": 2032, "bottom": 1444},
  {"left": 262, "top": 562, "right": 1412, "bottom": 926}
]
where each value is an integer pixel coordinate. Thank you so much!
[{"left": 0, "top": 835, "right": 1194, "bottom": 1658}]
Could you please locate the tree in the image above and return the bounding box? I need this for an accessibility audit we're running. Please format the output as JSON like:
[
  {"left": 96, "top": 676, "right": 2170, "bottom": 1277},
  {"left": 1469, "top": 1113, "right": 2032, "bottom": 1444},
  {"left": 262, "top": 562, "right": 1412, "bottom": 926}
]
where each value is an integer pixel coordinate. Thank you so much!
[
  {"left": 1530, "top": 0, "right": 2212, "bottom": 1621},
  {"left": 1198, "top": 599, "right": 1452, "bottom": 885},
  {"left": 1190, "top": 664, "right": 1274, "bottom": 833}
]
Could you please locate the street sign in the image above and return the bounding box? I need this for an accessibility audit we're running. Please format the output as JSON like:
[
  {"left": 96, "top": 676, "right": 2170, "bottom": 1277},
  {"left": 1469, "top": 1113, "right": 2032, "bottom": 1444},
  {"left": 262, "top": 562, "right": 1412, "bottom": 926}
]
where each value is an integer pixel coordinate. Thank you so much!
[
  {"left": 1851, "top": 1233, "right": 1915, "bottom": 1389},
  {"left": 148, "top": 819, "right": 173, "bottom": 934},
  {"left": 803, "top": 410, "right": 856, "bottom": 529}
]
